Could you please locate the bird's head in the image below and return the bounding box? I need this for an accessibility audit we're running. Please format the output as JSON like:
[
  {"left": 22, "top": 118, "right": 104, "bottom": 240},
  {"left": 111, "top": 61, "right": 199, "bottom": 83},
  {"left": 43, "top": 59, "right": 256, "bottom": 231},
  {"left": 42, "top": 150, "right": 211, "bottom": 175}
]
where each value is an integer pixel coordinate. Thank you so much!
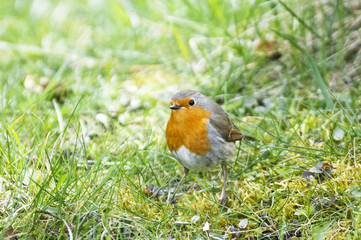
[{"left": 169, "top": 90, "right": 205, "bottom": 111}]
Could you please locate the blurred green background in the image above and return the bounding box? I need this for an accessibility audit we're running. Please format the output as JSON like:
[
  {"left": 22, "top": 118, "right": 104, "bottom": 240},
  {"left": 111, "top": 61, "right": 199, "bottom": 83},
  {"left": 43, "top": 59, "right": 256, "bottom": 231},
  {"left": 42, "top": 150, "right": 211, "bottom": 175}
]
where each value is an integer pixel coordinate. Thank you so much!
[{"left": 1, "top": 0, "right": 361, "bottom": 239}]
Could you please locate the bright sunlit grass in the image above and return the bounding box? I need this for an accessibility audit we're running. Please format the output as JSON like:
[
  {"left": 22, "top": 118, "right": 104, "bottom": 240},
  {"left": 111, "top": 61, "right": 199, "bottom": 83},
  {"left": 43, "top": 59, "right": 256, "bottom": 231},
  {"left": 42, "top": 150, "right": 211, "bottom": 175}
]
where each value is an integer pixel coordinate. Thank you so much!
[{"left": 1, "top": 0, "right": 361, "bottom": 239}]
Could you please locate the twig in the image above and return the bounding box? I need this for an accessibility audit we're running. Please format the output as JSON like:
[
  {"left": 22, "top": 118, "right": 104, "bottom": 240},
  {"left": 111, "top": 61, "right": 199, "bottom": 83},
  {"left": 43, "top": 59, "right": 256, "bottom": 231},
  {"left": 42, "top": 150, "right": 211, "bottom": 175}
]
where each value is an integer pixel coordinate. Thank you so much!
[{"left": 39, "top": 211, "right": 73, "bottom": 240}]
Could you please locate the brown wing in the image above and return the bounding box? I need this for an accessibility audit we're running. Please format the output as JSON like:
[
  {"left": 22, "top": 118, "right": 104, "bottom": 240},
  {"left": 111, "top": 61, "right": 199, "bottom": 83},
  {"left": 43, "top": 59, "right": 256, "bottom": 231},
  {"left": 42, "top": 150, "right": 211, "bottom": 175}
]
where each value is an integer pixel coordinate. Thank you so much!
[
  {"left": 209, "top": 114, "right": 253, "bottom": 142},
  {"left": 198, "top": 92, "right": 254, "bottom": 142}
]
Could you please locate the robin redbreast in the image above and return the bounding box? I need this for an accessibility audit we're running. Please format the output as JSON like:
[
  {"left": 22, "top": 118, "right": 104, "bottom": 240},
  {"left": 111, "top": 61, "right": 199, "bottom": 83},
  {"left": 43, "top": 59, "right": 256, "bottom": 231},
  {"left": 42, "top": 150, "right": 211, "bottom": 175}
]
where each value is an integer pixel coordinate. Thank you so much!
[{"left": 166, "top": 90, "right": 252, "bottom": 204}]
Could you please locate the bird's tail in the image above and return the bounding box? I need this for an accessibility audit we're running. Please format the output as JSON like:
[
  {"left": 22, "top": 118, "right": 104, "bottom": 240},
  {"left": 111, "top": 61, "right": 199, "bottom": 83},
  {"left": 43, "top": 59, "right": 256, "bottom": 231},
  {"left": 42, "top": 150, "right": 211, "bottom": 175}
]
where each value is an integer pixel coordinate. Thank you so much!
[
  {"left": 228, "top": 128, "right": 255, "bottom": 142},
  {"left": 242, "top": 134, "right": 255, "bottom": 141}
]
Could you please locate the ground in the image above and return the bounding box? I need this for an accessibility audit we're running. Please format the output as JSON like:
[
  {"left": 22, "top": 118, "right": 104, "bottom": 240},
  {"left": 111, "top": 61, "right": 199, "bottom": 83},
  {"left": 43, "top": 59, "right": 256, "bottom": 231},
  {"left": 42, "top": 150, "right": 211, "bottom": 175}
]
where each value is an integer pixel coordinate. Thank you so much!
[{"left": 1, "top": 0, "right": 361, "bottom": 239}]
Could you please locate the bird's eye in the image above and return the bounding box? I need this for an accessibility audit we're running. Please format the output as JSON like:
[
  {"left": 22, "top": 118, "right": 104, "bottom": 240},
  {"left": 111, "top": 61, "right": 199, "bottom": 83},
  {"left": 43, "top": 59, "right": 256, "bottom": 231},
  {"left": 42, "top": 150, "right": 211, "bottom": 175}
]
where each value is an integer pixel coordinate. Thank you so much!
[{"left": 189, "top": 99, "right": 195, "bottom": 106}]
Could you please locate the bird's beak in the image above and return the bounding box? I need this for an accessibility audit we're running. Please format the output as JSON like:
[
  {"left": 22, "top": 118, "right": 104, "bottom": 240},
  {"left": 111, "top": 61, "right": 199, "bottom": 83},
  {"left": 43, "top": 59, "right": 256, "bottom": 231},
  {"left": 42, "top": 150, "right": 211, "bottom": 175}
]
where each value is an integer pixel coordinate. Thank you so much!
[{"left": 170, "top": 104, "right": 181, "bottom": 110}]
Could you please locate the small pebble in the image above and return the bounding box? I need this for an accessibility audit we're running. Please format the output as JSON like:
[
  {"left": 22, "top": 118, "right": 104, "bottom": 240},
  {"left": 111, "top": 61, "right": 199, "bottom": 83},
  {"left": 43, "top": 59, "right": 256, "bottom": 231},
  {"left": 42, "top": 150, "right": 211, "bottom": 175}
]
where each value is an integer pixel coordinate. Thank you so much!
[
  {"left": 96, "top": 113, "right": 109, "bottom": 128},
  {"left": 203, "top": 222, "right": 210, "bottom": 231},
  {"left": 191, "top": 215, "right": 200, "bottom": 223},
  {"left": 238, "top": 218, "right": 248, "bottom": 229}
]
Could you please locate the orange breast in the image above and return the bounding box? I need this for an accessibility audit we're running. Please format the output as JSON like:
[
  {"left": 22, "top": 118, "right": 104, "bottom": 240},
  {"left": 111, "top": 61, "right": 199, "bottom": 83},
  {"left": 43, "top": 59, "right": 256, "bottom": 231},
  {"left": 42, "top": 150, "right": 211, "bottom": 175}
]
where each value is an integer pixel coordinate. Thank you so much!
[{"left": 166, "top": 106, "right": 211, "bottom": 156}]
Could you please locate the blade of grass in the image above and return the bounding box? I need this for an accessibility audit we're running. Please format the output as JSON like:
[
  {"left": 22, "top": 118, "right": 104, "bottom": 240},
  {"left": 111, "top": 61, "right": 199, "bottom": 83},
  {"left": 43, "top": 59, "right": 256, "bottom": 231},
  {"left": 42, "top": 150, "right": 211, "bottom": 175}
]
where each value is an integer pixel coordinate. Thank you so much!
[
  {"left": 277, "top": 0, "right": 322, "bottom": 39},
  {"left": 274, "top": 31, "right": 334, "bottom": 109}
]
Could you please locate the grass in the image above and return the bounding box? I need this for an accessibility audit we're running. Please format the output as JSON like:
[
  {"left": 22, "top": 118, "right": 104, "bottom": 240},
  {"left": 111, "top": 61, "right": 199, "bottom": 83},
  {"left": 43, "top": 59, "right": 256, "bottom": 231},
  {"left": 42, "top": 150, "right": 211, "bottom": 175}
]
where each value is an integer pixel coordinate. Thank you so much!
[{"left": 1, "top": 0, "right": 361, "bottom": 239}]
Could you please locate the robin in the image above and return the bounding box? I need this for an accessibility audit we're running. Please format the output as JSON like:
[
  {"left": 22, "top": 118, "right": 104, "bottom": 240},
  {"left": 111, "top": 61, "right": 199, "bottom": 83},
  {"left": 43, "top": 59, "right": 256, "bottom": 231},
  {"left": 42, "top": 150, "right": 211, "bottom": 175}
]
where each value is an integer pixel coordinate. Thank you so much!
[{"left": 166, "top": 90, "right": 252, "bottom": 204}]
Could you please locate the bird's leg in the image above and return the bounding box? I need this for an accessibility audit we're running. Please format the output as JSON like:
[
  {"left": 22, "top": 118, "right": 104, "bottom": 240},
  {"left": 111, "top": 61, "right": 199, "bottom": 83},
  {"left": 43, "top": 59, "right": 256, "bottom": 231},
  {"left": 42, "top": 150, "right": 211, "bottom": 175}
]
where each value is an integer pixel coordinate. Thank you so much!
[
  {"left": 220, "top": 163, "right": 228, "bottom": 206},
  {"left": 170, "top": 167, "right": 189, "bottom": 202}
]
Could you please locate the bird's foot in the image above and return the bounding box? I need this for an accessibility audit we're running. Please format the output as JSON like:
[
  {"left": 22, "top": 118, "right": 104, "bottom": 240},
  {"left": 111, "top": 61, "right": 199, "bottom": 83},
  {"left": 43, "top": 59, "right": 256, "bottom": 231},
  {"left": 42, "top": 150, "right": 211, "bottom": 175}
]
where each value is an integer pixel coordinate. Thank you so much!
[{"left": 220, "top": 195, "right": 228, "bottom": 206}]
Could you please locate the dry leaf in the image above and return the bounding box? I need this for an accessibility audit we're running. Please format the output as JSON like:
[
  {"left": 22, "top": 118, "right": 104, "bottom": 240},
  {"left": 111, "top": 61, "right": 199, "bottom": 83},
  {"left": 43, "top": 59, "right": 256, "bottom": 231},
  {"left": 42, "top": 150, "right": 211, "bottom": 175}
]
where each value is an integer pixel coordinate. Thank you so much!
[{"left": 302, "top": 161, "right": 333, "bottom": 183}]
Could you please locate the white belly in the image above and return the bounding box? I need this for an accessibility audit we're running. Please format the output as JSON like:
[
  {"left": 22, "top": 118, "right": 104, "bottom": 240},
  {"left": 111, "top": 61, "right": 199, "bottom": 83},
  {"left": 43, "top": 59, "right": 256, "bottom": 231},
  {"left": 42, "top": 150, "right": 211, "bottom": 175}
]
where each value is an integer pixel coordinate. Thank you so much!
[
  {"left": 172, "top": 141, "right": 235, "bottom": 171},
  {"left": 172, "top": 145, "right": 218, "bottom": 170}
]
